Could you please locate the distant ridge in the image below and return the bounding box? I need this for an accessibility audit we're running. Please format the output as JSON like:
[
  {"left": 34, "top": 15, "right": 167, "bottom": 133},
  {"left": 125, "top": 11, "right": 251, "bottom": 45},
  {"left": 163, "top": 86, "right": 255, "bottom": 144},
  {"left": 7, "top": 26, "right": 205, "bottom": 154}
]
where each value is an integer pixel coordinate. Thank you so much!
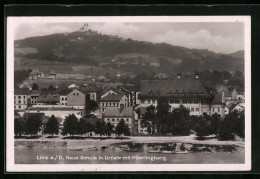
[{"left": 229, "top": 50, "right": 244, "bottom": 59}]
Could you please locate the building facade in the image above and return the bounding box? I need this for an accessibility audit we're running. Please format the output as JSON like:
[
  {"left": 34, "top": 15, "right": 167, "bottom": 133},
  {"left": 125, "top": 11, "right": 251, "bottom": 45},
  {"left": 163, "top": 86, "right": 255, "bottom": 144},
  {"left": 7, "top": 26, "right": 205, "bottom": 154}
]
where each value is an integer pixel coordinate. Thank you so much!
[
  {"left": 103, "top": 107, "right": 134, "bottom": 134},
  {"left": 99, "top": 94, "right": 128, "bottom": 112},
  {"left": 138, "top": 74, "right": 212, "bottom": 116},
  {"left": 14, "top": 88, "right": 31, "bottom": 110}
]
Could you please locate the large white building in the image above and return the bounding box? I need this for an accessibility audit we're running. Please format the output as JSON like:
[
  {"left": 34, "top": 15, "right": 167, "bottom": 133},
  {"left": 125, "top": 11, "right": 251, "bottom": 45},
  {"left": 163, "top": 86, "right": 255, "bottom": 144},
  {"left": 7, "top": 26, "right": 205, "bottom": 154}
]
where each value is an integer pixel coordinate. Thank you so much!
[{"left": 138, "top": 74, "right": 212, "bottom": 116}]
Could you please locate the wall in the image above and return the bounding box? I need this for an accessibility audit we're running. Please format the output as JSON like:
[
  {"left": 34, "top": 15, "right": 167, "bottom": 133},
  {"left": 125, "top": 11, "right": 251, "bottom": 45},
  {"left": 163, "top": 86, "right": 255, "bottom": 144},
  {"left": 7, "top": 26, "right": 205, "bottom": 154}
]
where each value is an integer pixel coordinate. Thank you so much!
[
  {"left": 14, "top": 95, "right": 30, "bottom": 109},
  {"left": 67, "top": 89, "right": 85, "bottom": 106}
]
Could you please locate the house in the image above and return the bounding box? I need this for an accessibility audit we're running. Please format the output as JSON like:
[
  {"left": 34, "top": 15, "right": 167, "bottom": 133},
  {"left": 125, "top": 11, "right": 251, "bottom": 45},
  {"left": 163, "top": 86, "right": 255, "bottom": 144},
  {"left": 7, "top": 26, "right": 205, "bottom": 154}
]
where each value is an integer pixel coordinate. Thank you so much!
[
  {"left": 103, "top": 106, "right": 134, "bottom": 134},
  {"left": 29, "top": 69, "right": 44, "bottom": 80},
  {"left": 99, "top": 94, "right": 128, "bottom": 112},
  {"left": 30, "top": 90, "right": 40, "bottom": 105},
  {"left": 68, "top": 84, "right": 78, "bottom": 89},
  {"left": 231, "top": 87, "right": 245, "bottom": 102},
  {"left": 67, "top": 89, "right": 87, "bottom": 107},
  {"left": 78, "top": 85, "right": 99, "bottom": 101},
  {"left": 138, "top": 74, "right": 212, "bottom": 116},
  {"left": 37, "top": 92, "right": 60, "bottom": 105},
  {"left": 154, "top": 73, "right": 168, "bottom": 79},
  {"left": 14, "top": 88, "right": 31, "bottom": 110},
  {"left": 58, "top": 88, "right": 72, "bottom": 106},
  {"left": 229, "top": 103, "right": 245, "bottom": 112},
  {"left": 211, "top": 92, "right": 225, "bottom": 118},
  {"left": 47, "top": 70, "right": 58, "bottom": 79}
]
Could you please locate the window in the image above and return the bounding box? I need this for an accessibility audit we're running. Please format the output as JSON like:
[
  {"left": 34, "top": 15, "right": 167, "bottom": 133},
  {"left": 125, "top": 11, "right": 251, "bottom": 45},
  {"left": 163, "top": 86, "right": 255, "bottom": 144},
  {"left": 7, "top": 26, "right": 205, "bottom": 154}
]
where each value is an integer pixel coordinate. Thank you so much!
[
  {"left": 218, "top": 108, "right": 220, "bottom": 112},
  {"left": 65, "top": 97, "right": 67, "bottom": 100},
  {"left": 19, "top": 106, "right": 21, "bottom": 109},
  {"left": 73, "top": 93, "right": 75, "bottom": 96},
  {"left": 182, "top": 100, "right": 187, "bottom": 104},
  {"left": 24, "top": 96, "right": 26, "bottom": 99},
  {"left": 194, "top": 100, "right": 199, "bottom": 104},
  {"left": 191, "top": 108, "right": 194, "bottom": 111},
  {"left": 62, "top": 103, "right": 64, "bottom": 105},
  {"left": 14, "top": 96, "right": 16, "bottom": 99},
  {"left": 14, "top": 106, "right": 16, "bottom": 109},
  {"left": 62, "top": 97, "right": 64, "bottom": 100},
  {"left": 18, "top": 96, "right": 21, "bottom": 99},
  {"left": 196, "top": 108, "right": 199, "bottom": 111},
  {"left": 169, "top": 100, "right": 174, "bottom": 103},
  {"left": 93, "top": 94, "right": 95, "bottom": 98},
  {"left": 188, "top": 100, "right": 193, "bottom": 104},
  {"left": 77, "top": 93, "right": 79, "bottom": 96},
  {"left": 109, "top": 103, "right": 111, "bottom": 106},
  {"left": 65, "top": 103, "right": 67, "bottom": 105},
  {"left": 175, "top": 100, "right": 179, "bottom": 104},
  {"left": 126, "top": 119, "right": 129, "bottom": 122},
  {"left": 112, "top": 119, "right": 115, "bottom": 122},
  {"left": 107, "top": 118, "right": 110, "bottom": 121},
  {"left": 18, "top": 100, "right": 21, "bottom": 104}
]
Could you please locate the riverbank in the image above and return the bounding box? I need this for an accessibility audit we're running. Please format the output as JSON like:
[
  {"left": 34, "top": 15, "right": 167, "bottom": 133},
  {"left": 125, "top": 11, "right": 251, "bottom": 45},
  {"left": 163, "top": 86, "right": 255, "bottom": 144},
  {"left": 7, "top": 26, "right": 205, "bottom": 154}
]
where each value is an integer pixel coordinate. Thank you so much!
[{"left": 15, "top": 136, "right": 245, "bottom": 154}]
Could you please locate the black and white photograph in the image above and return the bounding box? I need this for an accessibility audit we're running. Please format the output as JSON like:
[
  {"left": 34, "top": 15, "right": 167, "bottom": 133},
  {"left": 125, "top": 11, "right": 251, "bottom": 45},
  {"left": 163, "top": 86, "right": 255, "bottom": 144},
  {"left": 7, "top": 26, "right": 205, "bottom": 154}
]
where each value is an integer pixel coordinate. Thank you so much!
[{"left": 6, "top": 16, "right": 251, "bottom": 172}]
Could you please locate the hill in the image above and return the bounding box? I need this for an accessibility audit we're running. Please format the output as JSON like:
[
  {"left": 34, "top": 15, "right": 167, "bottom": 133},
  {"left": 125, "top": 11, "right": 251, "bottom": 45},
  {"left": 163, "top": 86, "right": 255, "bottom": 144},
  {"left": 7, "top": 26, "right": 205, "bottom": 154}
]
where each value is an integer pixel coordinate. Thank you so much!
[
  {"left": 228, "top": 50, "right": 244, "bottom": 59},
  {"left": 14, "top": 28, "right": 244, "bottom": 75}
]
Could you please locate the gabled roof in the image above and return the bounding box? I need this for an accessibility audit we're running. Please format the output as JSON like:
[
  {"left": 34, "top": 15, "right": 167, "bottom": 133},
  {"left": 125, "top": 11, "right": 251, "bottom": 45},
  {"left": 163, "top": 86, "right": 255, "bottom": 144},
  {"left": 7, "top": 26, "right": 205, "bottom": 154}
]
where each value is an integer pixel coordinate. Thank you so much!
[
  {"left": 212, "top": 93, "right": 224, "bottom": 105},
  {"left": 14, "top": 88, "right": 31, "bottom": 95},
  {"left": 104, "top": 107, "right": 133, "bottom": 117},
  {"left": 101, "top": 87, "right": 120, "bottom": 96},
  {"left": 139, "top": 77, "right": 210, "bottom": 98},
  {"left": 100, "top": 93, "right": 124, "bottom": 102},
  {"left": 78, "top": 85, "right": 99, "bottom": 94},
  {"left": 30, "top": 69, "right": 41, "bottom": 75}
]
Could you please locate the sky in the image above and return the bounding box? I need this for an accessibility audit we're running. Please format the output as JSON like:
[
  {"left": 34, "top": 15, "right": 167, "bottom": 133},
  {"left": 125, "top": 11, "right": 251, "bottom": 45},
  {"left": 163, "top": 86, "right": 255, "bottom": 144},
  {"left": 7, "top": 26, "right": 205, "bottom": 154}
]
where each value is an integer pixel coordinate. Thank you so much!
[{"left": 15, "top": 22, "right": 244, "bottom": 54}]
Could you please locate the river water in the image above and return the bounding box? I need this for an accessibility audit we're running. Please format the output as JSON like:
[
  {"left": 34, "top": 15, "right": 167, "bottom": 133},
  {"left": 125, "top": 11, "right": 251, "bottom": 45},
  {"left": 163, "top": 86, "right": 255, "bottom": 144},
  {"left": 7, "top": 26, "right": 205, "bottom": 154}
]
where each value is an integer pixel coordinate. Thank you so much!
[{"left": 15, "top": 148, "right": 244, "bottom": 164}]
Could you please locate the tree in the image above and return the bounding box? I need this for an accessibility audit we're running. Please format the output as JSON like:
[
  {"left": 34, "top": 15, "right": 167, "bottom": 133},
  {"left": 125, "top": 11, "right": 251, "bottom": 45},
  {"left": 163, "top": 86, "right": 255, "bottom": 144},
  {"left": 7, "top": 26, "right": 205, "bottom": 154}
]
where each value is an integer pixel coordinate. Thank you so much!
[
  {"left": 194, "top": 114, "right": 212, "bottom": 139},
  {"left": 78, "top": 118, "right": 94, "bottom": 137},
  {"left": 141, "top": 105, "right": 156, "bottom": 134},
  {"left": 48, "top": 84, "right": 55, "bottom": 91},
  {"left": 43, "top": 115, "right": 59, "bottom": 136},
  {"left": 170, "top": 105, "right": 191, "bottom": 136},
  {"left": 218, "top": 111, "right": 244, "bottom": 140},
  {"left": 25, "top": 114, "right": 42, "bottom": 137},
  {"left": 210, "top": 113, "right": 221, "bottom": 134},
  {"left": 61, "top": 114, "right": 79, "bottom": 137},
  {"left": 156, "top": 98, "right": 170, "bottom": 134},
  {"left": 31, "top": 83, "right": 39, "bottom": 90},
  {"left": 105, "top": 122, "right": 114, "bottom": 136},
  {"left": 94, "top": 121, "right": 106, "bottom": 139},
  {"left": 14, "top": 118, "right": 23, "bottom": 136},
  {"left": 88, "top": 100, "right": 98, "bottom": 112},
  {"left": 115, "top": 119, "right": 130, "bottom": 138}
]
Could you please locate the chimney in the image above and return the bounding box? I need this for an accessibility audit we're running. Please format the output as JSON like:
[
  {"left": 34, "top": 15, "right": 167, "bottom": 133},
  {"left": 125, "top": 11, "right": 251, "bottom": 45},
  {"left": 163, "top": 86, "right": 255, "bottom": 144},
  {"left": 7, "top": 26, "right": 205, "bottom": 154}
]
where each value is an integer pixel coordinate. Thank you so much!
[
  {"left": 194, "top": 73, "right": 199, "bottom": 79},
  {"left": 177, "top": 74, "right": 182, "bottom": 79}
]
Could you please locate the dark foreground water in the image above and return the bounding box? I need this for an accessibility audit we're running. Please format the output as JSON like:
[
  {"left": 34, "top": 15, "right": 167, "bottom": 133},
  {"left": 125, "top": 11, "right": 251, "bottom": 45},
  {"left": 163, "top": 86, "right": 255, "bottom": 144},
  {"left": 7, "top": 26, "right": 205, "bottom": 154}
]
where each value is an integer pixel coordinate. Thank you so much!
[{"left": 15, "top": 148, "right": 245, "bottom": 164}]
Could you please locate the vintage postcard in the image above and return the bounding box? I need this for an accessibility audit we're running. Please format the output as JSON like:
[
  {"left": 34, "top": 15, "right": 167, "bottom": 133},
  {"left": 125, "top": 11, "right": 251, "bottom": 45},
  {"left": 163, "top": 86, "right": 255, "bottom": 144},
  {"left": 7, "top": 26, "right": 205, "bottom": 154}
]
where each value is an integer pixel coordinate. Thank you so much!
[{"left": 6, "top": 16, "right": 251, "bottom": 172}]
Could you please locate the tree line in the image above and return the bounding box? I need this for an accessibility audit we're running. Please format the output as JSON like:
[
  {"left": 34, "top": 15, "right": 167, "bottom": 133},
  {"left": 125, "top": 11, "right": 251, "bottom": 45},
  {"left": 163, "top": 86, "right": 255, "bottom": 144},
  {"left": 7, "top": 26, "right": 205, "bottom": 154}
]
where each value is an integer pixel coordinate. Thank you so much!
[
  {"left": 15, "top": 114, "right": 130, "bottom": 138},
  {"left": 138, "top": 99, "right": 244, "bottom": 140}
]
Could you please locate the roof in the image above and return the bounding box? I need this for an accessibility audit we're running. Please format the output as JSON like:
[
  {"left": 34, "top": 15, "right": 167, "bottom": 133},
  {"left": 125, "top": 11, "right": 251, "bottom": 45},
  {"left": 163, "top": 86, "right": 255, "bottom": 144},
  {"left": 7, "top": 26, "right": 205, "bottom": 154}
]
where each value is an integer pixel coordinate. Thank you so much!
[
  {"left": 28, "top": 107, "right": 82, "bottom": 111},
  {"left": 104, "top": 107, "right": 133, "bottom": 117},
  {"left": 23, "top": 113, "right": 45, "bottom": 120},
  {"left": 101, "top": 87, "right": 120, "bottom": 96},
  {"left": 31, "top": 90, "right": 40, "bottom": 95},
  {"left": 100, "top": 93, "right": 124, "bottom": 102},
  {"left": 30, "top": 69, "right": 41, "bottom": 75},
  {"left": 228, "top": 103, "right": 238, "bottom": 111},
  {"left": 38, "top": 93, "right": 60, "bottom": 103},
  {"left": 212, "top": 93, "right": 224, "bottom": 105},
  {"left": 78, "top": 85, "right": 99, "bottom": 94},
  {"left": 233, "top": 87, "right": 245, "bottom": 95},
  {"left": 58, "top": 88, "right": 73, "bottom": 95},
  {"left": 14, "top": 88, "right": 31, "bottom": 95},
  {"left": 139, "top": 77, "right": 210, "bottom": 99}
]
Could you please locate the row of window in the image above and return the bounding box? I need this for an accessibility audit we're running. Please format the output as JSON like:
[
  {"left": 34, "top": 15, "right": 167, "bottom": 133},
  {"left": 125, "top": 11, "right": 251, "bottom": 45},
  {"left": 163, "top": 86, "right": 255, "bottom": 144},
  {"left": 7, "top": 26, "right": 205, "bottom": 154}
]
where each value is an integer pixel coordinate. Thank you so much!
[
  {"left": 105, "top": 118, "right": 130, "bottom": 122},
  {"left": 212, "top": 107, "right": 220, "bottom": 113},
  {"left": 14, "top": 105, "right": 22, "bottom": 109},
  {"left": 73, "top": 93, "right": 79, "bottom": 96},
  {"left": 15, "top": 100, "right": 26, "bottom": 104},
  {"left": 102, "top": 102, "right": 119, "bottom": 107},
  {"left": 143, "top": 99, "right": 200, "bottom": 104},
  {"left": 14, "top": 96, "right": 26, "bottom": 99},
  {"left": 61, "top": 103, "right": 67, "bottom": 105},
  {"left": 61, "top": 97, "right": 67, "bottom": 101}
]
